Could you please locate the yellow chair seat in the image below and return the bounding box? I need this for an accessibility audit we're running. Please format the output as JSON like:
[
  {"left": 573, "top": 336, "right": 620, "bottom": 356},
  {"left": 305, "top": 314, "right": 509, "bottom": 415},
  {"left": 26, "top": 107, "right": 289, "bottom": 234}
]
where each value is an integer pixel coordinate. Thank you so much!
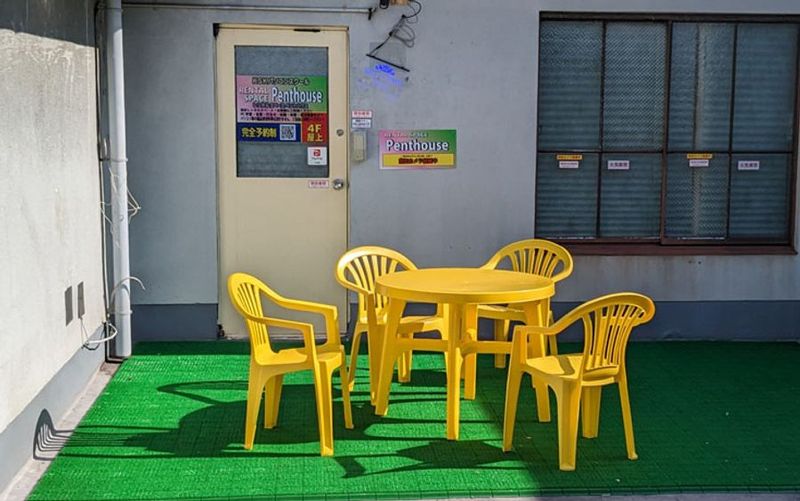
[
  {"left": 253, "top": 345, "right": 343, "bottom": 367},
  {"left": 476, "top": 304, "right": 525, "bottom": 320},
  {"left": 527, "top": 355, "right": 617, "bottom": 386}
]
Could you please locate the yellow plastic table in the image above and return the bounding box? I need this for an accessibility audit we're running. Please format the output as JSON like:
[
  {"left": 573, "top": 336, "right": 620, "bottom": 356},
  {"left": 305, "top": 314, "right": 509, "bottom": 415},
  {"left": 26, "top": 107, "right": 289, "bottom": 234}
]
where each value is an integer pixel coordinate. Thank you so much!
[{"left": 373, "top": 268, "right": 555, "bottom": 440}]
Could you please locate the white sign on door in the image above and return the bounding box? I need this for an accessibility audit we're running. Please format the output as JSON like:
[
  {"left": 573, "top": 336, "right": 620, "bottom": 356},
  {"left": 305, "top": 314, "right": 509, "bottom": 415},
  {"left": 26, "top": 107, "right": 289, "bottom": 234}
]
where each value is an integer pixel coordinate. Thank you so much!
[
  {"left": 351, "top": 109, "right": 373, "bottom": 119},
  {"left": 351, "top": 118, "right": 372, "bottom": 129},
  {"left": 307, "top": 146, "right": 328, "bottom": 166}
]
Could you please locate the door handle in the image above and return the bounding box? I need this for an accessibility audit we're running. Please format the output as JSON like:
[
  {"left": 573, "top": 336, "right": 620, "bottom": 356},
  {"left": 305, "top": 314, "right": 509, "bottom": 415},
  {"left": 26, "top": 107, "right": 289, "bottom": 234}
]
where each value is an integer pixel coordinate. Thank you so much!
[{"left": 332, "top": 178, "right": 346, "bottom": 190}]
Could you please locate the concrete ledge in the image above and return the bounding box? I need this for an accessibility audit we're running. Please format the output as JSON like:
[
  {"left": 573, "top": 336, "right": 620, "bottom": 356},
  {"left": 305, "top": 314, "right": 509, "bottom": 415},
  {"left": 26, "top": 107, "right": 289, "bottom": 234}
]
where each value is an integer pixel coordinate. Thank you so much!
[
  {"left": 132, "top": 303, "right": 218, "bottom": 342},
  {"left": 129, "top": 300, "right": 800, "bottom": 343},
  {"left": 0, "top": 328, "right": 106, "bottom": 493},
  {"left": 551, "top": 300, "right": 800, "bottom": 342},
  {"left": 349, "top": 300, "right": 800, "bottom": 342}
]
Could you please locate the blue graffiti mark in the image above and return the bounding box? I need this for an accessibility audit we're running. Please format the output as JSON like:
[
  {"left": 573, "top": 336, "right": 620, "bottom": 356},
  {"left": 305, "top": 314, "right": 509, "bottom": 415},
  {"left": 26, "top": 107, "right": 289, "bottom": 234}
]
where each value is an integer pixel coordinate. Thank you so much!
[
  {"left": 374, "top": 63, "right": 396, "bottom": 76},
  {"left": 358, "top": 63, "right": 406, "bottom": 101}
]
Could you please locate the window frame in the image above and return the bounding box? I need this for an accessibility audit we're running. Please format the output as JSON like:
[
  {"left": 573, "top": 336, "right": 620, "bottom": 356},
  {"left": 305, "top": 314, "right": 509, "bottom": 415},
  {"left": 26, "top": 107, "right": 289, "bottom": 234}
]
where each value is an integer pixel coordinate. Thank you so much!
[{"left": 535, "top": 13, "right": 800, "bottom": 255}]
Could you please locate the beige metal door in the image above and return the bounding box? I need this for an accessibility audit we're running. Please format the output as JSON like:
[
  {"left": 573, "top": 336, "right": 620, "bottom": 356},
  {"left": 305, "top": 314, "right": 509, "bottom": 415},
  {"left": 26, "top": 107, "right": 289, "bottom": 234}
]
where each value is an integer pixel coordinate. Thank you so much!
[{"left": 217, "top": 25, "right": 348, "bottom": 337}]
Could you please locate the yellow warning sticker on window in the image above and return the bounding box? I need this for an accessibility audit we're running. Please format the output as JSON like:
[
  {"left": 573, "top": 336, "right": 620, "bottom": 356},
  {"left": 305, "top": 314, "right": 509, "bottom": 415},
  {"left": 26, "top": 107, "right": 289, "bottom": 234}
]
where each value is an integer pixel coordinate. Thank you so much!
[
  {"left": 687, "top": 153, "right": 713, "bottom": 160},
  {"left": 556, "top": 154, "right": 583, "bottom": 161}
]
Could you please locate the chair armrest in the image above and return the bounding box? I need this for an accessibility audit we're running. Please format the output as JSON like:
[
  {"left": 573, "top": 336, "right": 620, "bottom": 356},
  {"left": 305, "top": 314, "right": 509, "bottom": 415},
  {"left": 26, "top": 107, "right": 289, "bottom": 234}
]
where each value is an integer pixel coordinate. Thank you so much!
[
  {"left": 337, "top": 281, "right": 371, "bottom": 296},
  {"left": 479, "top": 257, "right": 500, "bottom": 270},
  {"left": 260, "top": 290, "right": 340, "bottom": 344},
  {"left": 515, "top": 308, "right": 582, "bottom": 340},
  {"left": 238, "top": 313, "right": 319, "bottom": 358},
  {"left": 271, "top": 294, "right": 337, "bottom": 318},
  {"left": 515, "top": 324, "right": 560, "bottom": 338}
]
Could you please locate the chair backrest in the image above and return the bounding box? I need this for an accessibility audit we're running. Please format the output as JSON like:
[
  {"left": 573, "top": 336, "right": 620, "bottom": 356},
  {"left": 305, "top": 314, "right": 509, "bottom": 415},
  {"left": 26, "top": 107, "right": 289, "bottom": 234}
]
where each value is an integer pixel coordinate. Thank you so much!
[
  {"left": 227, "top": 272, "right": 276, "bottom": 354},
  {"left": 335, "top": 246, "right": 417, "bottom": 319},
  {"left": 483, "top": 238, "right": 573, "bottom": 283},
  {"left": 566, "top": 293, "right": 655, "bottom": 382}
]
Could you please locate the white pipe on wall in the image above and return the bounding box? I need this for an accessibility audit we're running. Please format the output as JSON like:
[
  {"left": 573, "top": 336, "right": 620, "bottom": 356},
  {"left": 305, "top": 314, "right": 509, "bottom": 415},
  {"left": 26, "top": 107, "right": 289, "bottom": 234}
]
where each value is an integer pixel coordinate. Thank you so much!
[
  {"left": 121, "top": 2, "right": 372, "bottom": 14},
  {"left": 106, "top": 0, "right": 132, "bottom": 358}
]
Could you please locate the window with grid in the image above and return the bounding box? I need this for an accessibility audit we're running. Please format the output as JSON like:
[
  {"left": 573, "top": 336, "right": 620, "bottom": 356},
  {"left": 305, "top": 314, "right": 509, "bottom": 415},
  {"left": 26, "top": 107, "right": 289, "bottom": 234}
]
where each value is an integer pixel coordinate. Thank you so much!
[{"left": 535, "top": 17, "right": 798, "bottom": 250}]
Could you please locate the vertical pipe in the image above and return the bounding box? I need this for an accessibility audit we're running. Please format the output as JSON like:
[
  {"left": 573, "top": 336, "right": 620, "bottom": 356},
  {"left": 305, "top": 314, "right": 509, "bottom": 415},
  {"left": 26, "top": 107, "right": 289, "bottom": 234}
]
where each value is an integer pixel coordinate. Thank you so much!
[{"left": 106, "top": 0, "right": 132, "bottom": 358}]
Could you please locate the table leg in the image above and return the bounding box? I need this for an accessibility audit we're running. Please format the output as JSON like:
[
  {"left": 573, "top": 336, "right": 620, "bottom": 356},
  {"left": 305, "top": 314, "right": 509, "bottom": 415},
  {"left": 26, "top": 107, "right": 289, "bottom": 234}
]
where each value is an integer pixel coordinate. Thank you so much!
[
  {"left": 445, "top": 303, "right": 463, "bottom": 440},
  {"left": 521, "top": 300, "right": 551, "bottom": 423},
  {"left": 463, "top": 304, "right": 478, "bottom": 400},
  {"left": 374, "top": 297, "right": 406, "bottom": 417}
]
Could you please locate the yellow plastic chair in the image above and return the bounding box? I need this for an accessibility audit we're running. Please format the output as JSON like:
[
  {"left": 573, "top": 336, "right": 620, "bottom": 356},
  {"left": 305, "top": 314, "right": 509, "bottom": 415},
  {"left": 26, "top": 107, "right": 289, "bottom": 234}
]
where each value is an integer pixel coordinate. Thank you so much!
[
  {"left": 502, "top": 292, "right": 655, "bottom": 471},
  {"left": 227, "top": 272, "right": 353, "bottom": 456},
  {"left": 335, "top": 246, "right": 444, "bottom": 402},
  {"left": 478, "top": 238, "right": 573, "bottom": 367}
]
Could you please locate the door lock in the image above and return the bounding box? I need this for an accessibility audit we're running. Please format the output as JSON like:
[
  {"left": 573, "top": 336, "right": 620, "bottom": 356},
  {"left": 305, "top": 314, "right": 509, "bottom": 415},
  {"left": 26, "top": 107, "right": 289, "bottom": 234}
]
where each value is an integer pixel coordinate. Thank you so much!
[{"left": 332, "top": 178, "right": 346, "bottom": 190}]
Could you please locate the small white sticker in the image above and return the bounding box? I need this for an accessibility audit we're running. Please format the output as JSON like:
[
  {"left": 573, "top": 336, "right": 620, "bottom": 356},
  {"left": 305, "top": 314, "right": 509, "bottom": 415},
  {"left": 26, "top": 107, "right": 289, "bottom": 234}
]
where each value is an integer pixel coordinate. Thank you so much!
[
  {"left": 689, "top": 159, "right": 710, "bottom": 167},
  {"left": 607, "top": 160, "right": 630, "bottom": 170},
  {"left": 307, "top": 179, "right": 330, "bottom": 189},
  {"left": 738, "top": 160, "right": 760, "bottom": 171},
  {"left": 351, "top": 109, "right": 373, "bottom": 119},
  {"left": 558, "top": 160, "right": 580, "bottom": 169},
  {"left": 307, "top": 146, "right": 328, "bottom": 166},
  {"left": 351, "top": 118, "right": 372, "bottom": 129}
]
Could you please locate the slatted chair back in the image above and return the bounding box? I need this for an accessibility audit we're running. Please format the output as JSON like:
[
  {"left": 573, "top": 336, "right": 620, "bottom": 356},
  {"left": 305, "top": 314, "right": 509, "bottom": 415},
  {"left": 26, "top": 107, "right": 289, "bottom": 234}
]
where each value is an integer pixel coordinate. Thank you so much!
[{"left": 483, "top": 238, "right": 573, "bottom": 283}]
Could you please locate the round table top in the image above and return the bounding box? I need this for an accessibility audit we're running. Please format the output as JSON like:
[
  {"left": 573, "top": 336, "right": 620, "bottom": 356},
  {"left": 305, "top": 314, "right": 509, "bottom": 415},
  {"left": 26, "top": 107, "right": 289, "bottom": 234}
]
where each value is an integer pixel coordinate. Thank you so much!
[{"left": 375, "top": 268, "right": 555, "bottom": 304}]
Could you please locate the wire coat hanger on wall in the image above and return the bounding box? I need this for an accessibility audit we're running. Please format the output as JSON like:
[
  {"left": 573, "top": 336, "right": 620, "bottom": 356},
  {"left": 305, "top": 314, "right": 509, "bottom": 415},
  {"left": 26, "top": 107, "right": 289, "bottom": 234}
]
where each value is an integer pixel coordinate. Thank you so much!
[{"left": 367, "top": 0, "right": 422, "bottom": 72}]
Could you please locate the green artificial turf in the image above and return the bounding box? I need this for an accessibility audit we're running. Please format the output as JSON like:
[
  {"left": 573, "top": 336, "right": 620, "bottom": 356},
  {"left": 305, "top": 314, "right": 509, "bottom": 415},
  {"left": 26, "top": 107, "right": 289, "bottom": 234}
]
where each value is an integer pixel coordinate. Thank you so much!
[{"left": 30, "top": 341, "right": 800, "bottom": 500}]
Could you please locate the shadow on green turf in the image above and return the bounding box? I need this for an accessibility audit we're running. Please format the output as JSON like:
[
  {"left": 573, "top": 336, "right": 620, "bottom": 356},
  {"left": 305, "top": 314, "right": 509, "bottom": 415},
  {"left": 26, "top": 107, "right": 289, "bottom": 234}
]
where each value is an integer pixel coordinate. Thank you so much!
[{"left": 59, "top": 373, "right": 522, "bottom": 480}]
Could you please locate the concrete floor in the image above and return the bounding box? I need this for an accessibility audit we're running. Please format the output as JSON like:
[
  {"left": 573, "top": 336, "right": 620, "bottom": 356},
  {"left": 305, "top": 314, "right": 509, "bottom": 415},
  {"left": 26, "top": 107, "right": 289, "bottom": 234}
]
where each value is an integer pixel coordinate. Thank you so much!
[{"left": 1, "top": 362, "right": 797, "bottom": 501}]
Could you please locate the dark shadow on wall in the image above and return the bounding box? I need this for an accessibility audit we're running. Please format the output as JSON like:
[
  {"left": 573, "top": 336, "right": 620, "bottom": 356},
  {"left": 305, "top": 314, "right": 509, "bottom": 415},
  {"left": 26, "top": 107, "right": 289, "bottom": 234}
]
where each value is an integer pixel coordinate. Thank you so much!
[{"left": 0, "top": 0, "right": 94, "bottom": 47}]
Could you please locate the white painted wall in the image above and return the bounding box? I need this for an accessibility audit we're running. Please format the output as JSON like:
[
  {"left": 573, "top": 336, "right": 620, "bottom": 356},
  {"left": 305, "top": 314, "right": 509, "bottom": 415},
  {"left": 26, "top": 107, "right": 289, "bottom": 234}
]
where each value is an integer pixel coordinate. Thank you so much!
[
  {"left": 122, "top": 0, "right": 800, "bottom": 313},
  {"left": 0, "top": 30, "right": 105, "bottom": 433}
]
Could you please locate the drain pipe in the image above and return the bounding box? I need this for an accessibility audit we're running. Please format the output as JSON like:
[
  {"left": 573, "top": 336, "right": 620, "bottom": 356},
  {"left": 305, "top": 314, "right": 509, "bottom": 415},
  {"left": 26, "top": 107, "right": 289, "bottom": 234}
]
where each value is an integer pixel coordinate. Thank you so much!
[{"left": 106, "top": 0, "right": 132, "bottom": 358}]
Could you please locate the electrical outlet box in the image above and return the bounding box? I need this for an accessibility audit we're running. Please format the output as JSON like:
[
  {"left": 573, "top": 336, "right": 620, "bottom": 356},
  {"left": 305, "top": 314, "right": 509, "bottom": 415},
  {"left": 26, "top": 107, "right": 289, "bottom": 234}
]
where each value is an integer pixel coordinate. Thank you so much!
[
  {"left": 77, "top": 282, "right": 85, "bottom": 318},
  {"left": 65, "top": 286, "right": 74, "bottom": 325},
  {"left": 351, "top": 130, "right": 367, "bottom": 162}
]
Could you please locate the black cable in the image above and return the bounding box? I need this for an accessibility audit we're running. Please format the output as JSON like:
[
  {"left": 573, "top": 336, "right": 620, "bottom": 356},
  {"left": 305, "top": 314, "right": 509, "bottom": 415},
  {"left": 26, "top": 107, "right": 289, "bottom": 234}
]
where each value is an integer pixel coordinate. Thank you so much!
[{"left": 367, "top": 0, "right": 422, "bottom": 71}]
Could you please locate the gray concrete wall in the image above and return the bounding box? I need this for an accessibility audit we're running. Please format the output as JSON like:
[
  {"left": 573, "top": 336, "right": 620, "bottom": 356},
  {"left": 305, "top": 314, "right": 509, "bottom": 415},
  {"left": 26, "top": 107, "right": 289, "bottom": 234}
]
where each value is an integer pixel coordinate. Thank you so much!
[
  {"left": 122, "top": 0, "right": 800, "bottom": 339},
  {"left": 0, "top": 0, "right": 106, "bottom": 489}
]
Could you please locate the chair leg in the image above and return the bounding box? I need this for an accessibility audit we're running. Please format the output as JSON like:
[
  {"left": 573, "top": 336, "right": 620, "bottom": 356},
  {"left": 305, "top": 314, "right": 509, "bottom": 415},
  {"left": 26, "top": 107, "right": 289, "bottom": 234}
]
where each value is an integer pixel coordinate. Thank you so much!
[
  {"left": 494, "top": 319, "right": 510, "bottom": 368},
  {"left": 547, "top": 335, "right": 559, "bottom": 356},
  {"left": 463, "top": 328, "right": 478, "bottom": 400},
  {"left": 312, "top": 362, "right": 336, "bottom": 456},
  {"left": 398, "top": 341, "right": 413, "bottom": 383},
  {"left": 502, "top": 364, "right": 524, "bottom": 452},
  {"left": 339, "top": 347, "right": 354, "bottom": 429},
  {"left": 618, "top": 373, "right": 638, "bottom": 460},
  {"left": 555, "top": 381, "right": 582, "bottom": 471},
  {"left": 348, "top": 326, "right": 366, "bottom": 391},
  {"left": 375, "top": 299, "right": 405, "bottom": 416},
  {"left": 580, "top": 386, "right": 601, "bottom": 438},
  {"left": 374, "top": 332, "right": 398, "bottom": 417},
  {"left": 367, "top": 325, "right": 381, "bottom": 405},
  {"left": 264, "top": 374, "right": 284, "bottom": 429},
  {"left": 244, "top": 362, "right": 267, "bottom": 450}
]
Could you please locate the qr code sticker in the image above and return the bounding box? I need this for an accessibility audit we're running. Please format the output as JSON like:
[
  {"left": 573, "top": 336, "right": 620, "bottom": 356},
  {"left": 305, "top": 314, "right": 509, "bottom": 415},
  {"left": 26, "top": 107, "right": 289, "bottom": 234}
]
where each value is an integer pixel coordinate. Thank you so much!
[{"left": 280, "top": 124, "right": 296, "bottom": 141}]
